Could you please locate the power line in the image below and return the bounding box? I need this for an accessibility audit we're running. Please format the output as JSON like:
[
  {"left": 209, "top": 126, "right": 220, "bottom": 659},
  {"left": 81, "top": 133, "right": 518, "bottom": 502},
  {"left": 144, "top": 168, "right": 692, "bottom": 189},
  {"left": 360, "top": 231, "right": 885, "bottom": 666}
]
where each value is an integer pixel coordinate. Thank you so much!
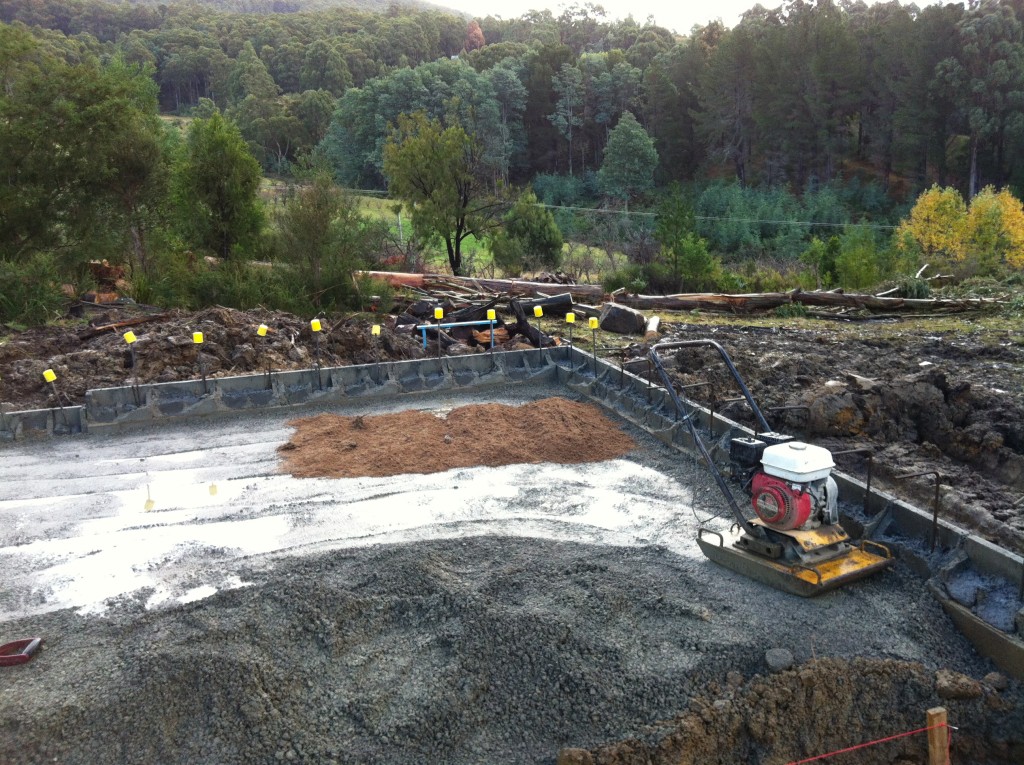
[
  {"left": 535, "top": 203, "right": 898, "bottom": 230},
  {"left": 347, "top": 189, "right": 899, "bottom": 230},
  {"left": 694, "top": 214, "right": 898, "bottom": 230}
]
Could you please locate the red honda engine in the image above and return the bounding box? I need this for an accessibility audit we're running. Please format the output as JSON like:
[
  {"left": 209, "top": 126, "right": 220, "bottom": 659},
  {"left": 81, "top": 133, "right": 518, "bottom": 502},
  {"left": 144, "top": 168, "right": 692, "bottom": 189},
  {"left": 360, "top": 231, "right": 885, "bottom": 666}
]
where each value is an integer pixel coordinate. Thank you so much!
[{"left": 751, "top": 472, "right": 812, "bottom": 530}]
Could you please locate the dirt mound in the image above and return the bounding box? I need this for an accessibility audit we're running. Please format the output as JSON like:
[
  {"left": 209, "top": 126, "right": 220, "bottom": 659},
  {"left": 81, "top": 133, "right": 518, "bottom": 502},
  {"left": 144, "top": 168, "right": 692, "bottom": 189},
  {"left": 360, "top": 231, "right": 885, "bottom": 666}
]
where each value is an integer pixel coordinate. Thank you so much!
[
  {"left": 577, "top": 657, "right": 1023, "bottom": 764},
  {"left": 279, "top": 397, "right": 637, "bottom": 478},
  {"left": 0, "top": 306, "right": 424, "bottom": 411},
  {"left": 656, "top": 323, "right": 1024, "bottom": 554}
]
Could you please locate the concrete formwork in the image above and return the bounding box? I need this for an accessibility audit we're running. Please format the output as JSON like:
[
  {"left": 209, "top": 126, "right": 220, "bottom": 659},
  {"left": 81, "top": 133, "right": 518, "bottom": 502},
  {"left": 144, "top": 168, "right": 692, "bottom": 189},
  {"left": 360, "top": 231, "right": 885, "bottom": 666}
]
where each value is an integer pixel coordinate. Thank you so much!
[{"left": 2, "top": 345, "right": 1022, "bottom": 676}]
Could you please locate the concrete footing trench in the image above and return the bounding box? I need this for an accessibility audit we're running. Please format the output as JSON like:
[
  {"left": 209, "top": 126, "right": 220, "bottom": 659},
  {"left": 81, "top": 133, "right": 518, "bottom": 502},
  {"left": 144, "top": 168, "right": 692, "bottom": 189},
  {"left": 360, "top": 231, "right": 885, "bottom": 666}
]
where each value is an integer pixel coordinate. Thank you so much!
[{"left": 1, "top": 350, "right": 1022, "bottom": 764}]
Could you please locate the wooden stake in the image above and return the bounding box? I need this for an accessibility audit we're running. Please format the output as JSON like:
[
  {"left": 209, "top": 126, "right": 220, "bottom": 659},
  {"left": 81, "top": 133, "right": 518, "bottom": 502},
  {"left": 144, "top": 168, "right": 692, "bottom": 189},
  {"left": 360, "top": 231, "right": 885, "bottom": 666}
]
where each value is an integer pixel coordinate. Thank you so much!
[{"left": 927, "top": 707, "right": 948, "bottom": 765}]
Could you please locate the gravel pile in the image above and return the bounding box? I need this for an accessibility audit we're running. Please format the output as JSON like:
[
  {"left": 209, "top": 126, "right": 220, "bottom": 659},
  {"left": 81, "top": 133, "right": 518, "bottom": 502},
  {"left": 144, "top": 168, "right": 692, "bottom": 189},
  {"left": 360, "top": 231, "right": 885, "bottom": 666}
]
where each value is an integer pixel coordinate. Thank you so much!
[{"left": 2, "top": 534, "right": 1018, "bottom": 764}]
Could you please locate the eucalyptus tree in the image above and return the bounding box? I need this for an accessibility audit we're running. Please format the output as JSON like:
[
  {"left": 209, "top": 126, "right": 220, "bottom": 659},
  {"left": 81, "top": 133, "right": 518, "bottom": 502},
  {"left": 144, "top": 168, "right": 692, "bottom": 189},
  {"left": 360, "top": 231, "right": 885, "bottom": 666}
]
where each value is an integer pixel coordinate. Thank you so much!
[
  {"left": 383, "top": 112, "right": 508, "bottom": 276},
  {"left": 321, "top": 58, "right": 502, "bottom": 188},
  {"left": 549, "top": 62, "right": 584, "bottom": 175},
  {"left": 0, "top": 26, "right": 169, "bottom": 274}
]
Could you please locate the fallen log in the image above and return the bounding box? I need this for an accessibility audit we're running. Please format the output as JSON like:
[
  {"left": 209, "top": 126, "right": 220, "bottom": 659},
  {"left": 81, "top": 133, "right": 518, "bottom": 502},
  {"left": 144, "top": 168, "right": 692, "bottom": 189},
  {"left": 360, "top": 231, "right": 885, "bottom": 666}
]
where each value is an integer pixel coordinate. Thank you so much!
[
  {"left": 644, "top": 316, "right": 660, "bottom": 342},
  {"left": 510, "top": 299, "right": 556, "bottom": 348},
  {"left": 613, "top": 288, "right": 1006, "bottom": 313},
  {"left": 360, "top": 271, "right": 425, "bottom": 289},
  {"left": 569, "top": 303, "right": 602, "bottom": 319},
  {"left": 518, "top": 292, "right": 575, "bottom": 316},
  {"left": 356, "top": 271, "right": 605, "bottom": 302},
  {"left": 78, "top": 313, "right": 174, "bottom": 340},
  {"left": 447, "top": 297, "right": 501, "bottom": 324}
]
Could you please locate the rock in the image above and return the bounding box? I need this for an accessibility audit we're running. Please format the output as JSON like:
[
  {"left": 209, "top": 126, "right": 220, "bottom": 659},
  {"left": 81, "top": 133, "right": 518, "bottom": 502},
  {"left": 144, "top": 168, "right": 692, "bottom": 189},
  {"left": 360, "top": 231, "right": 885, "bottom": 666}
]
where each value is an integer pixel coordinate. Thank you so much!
[
  {"left": 726, "top": 671, "right": 744, "bottom": 688},
  {"left": 556, "top": 748, "right": 594, "bottom": 765},
  {"left": 945, "top": 576, "right": 979, "bottom": 608},
  {"left": 935, "top": 669, "right": 983, "bottom": 700},
  {"left": 1016, "top": 606, "right": 1024, "bottom": 636},
  {"left": 844, "top": 372, "right": 879, "bottom": 392},
  {"left": 976, "top": 590, "right": 1017, "bottom": 633},
  {"left": 984, "top": 672, "right": 1009, "bottom": 691},
  {"left": 765, "top": 648, "right": 795, "bottom": 672},
  {"left": 599, "top": 303, "right": 646, "bottom": 335}
]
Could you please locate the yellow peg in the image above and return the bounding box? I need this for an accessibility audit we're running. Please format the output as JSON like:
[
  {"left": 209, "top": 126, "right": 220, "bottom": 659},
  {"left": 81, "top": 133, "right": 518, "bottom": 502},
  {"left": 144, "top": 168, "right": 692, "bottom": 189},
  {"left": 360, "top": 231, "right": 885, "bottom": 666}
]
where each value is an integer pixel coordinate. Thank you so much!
[
  {"left": 257, "top": 324, "right": 268, "bottom": 337},
  {"left": 589, "top": 317, "right": 599, "bottom": 329},
  {"left": 123, "top": 331, "right": 137, "bottom": 344},
  {"left": 192, "top": 332, "right": 204, "bottom": 344},
  {"left": 533, "top": 305, "right": 543, "bottom": 318},
  {"left": 486, "top": 308, "right": 496, "bottom": 321},
  {"left": 43, "top": 369, "right": 57, "bottom": 383},
  {"left": 434, "top": 307, "right": 444, "bottom": 320},
  {"left": 144, "top": 498, "right": 155, "bottom": 512},
  {"left": 311, "top": 319, "right": 322, "bottom": 332},
  {"left": 371, "top": 324, "right": 381, "bottom": 336},
  {"left": 565, "top": 312, "right": 576, "bottom": 324},
  {"left": 209, "top": 484, "right": 218, "bottom": 496}
]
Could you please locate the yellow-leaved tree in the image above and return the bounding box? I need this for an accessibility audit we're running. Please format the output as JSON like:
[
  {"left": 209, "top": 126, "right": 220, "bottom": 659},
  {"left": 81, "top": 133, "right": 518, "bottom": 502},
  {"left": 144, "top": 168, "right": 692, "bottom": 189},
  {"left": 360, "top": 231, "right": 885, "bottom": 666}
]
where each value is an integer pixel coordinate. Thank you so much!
[
  {"left": 897, "top": 185, "right": 1024, "bottom": 276},
  {"left": 964, "top": 187, "right": 1024, "bottom": 272},
  {"left": 896, "top": 185, "right": 966, "bottom": 271}
]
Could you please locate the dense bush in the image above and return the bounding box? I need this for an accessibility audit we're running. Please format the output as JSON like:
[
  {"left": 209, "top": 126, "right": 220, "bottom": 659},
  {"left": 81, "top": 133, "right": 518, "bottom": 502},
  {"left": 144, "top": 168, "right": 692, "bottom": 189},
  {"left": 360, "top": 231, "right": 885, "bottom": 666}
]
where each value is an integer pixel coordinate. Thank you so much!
[{"left": 0, "top": 254, "right": 65, "bottom": 326}]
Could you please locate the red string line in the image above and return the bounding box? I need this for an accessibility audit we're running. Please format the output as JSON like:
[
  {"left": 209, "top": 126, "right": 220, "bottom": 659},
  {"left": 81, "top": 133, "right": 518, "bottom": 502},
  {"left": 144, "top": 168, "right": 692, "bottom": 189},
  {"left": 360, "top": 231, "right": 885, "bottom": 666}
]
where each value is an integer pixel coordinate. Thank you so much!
[{"left": 785, "top": 722, "right": 950, "bottom": 765}]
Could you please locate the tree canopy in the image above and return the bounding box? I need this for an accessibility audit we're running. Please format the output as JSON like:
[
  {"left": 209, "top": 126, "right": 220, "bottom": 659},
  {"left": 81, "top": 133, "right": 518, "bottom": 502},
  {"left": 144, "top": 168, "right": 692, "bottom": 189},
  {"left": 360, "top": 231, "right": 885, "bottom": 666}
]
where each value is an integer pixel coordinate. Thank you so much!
[
  {"left": 174, "top": 112, "right": 265, "bottom": 259},
  {"left": 382, "top": 112, "right": 506, "bottom": 276}
]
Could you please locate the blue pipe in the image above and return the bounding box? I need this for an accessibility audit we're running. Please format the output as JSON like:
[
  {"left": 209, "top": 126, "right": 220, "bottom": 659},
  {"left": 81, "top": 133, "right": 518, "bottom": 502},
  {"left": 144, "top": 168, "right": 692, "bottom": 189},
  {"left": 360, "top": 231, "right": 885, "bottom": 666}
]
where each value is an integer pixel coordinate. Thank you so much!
[{"left": 416, "top": 319, "right": 497, "bottom": 349}]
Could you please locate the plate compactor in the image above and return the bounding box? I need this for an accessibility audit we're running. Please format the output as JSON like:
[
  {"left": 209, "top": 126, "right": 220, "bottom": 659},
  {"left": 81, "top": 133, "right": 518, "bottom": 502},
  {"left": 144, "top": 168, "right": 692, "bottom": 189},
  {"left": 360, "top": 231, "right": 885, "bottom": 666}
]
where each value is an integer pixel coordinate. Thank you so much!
[{"left": 648, "top": 340, "right": 893, "bottom": 597}]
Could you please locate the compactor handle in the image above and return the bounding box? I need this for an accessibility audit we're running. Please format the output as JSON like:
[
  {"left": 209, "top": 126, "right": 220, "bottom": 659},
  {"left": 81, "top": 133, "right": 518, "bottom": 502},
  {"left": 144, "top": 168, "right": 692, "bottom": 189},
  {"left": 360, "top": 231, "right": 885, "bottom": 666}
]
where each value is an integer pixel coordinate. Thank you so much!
[{"left": 647, "top": 344, "right": 762, "bottom": 538}]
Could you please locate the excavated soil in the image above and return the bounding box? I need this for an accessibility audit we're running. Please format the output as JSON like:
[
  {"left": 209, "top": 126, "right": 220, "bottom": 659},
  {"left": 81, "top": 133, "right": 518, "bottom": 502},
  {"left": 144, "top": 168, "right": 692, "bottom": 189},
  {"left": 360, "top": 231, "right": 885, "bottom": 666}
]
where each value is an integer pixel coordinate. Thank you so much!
[
  {"left": 279, "top": 398, "right": 636, "bottom": 478},
  {"left": 580, "top": 657, "right": 1023, "bottom": 764},
  {"left": 641, "top": 321, "right": 1024, "bottom": 556},
  {"left": 0, "top": 306, "right": 426, "bottom": 412}
]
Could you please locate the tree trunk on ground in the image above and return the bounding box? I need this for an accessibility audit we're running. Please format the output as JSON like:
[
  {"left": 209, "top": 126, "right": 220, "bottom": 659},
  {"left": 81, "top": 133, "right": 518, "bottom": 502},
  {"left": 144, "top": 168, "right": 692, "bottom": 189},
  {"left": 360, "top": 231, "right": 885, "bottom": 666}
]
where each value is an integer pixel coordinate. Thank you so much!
[{"left": 510, "top": 299, "right": 554, "bottom": 348}]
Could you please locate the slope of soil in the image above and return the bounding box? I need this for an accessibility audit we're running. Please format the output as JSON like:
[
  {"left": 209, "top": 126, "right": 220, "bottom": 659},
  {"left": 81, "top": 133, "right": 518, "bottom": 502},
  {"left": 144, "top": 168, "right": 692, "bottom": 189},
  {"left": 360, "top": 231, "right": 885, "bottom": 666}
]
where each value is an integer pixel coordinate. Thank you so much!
[
  {"left": 645, "top": 320, "right": 1024, "bottom": 555},
  {"left": 0, "top": 306, "right": 425, "bottom": 411},
  {"left": 579, "top": 657, "right": 1023, "bottom": 764}
]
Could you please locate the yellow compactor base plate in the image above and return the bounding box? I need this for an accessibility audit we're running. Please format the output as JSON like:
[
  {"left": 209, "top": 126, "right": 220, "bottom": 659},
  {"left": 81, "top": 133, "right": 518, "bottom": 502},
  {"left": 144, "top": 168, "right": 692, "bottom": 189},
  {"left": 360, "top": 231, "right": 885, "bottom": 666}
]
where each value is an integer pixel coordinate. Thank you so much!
[{"left": 696, "top": 525, "right": 894, "bottom": 597}]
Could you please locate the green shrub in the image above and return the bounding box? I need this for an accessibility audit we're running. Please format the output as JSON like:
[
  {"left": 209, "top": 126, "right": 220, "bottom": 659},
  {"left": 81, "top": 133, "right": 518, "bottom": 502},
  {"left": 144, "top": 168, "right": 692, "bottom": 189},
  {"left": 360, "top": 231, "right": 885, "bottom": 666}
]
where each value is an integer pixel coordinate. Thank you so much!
[
  {"left": 895, "top": 277, "right": 931, "bottom": 299},
  {"left": 0, "top": 254, "right": 65, "bottom": 325},
  {"left": 352, "top": 275, "right": 396, "bottom": 314},
  {"left": 1002, "top": 293, "right": 1024, "bottom": 318},
  {"left": 775, "top": 302, "right": 808, "bottom": 318},
  {"left": 603, "top": 263, "right": 647, "bottom": 293}
]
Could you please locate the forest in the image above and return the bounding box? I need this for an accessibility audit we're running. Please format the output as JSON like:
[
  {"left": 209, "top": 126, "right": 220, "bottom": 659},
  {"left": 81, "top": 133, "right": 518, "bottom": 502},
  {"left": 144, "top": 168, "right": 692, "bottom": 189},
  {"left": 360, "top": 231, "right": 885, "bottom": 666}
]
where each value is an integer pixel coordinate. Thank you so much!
[{"left": 3, "top": 0, "right": 1024, "bottom": 325}]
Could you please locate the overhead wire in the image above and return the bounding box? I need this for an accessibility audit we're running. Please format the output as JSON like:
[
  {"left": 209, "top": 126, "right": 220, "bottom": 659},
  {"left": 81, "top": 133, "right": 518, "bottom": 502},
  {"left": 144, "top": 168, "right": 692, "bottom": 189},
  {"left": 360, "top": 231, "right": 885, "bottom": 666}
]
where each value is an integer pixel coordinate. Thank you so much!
[{"left": 340, "top": 187, "right": 900, "bottom": 230}]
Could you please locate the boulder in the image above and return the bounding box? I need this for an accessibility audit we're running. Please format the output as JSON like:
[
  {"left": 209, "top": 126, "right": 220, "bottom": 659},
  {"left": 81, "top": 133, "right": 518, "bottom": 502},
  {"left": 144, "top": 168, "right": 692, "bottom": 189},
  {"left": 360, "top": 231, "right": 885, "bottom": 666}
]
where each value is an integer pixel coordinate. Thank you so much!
[
  {"left": 765, "top": 648, "right": 795, "bottom": 672},
  {"left": 935, "top": 669, "right": 983, "bottom": 700},
  {"left": 983, "top": 672, "right": 1009, "bottom": 692},
  {"left": 599, "top": 303, "right": 646, "bottom": 335}
]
